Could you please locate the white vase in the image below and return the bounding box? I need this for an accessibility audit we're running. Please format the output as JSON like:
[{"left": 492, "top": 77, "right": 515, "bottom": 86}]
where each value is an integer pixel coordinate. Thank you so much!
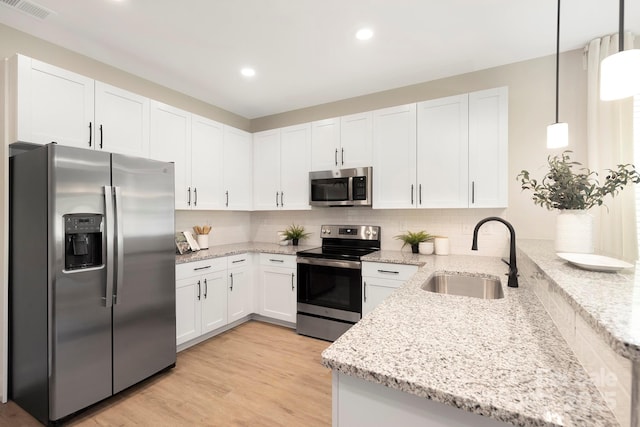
[
  {"left": 419, "top": 241, "right": 434, "bottom": 255},
  {"left": 555, "top": 210, "right": 594, "bottom": 254}
]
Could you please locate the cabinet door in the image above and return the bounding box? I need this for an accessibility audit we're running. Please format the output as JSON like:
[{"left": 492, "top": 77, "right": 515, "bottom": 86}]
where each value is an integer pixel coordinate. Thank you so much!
[
  {"left": 201, "top": 271, "right": 228, "bottom": 333},
  {"left": 94, "top": 81, "right": 149, "bottom": 157},
  {"left": 253, "top": 129, "right": 281, "bottom": 210},
  {"left": 340, "top": 112, "right": 373, "bottom": 168},
  {"left": 280, "top": 123, "right": 311, "bottom": 210},
  {"left": 311, "top": 118, "right": 340, "bottom": 171},
  {"left": 469, "top": 87, "right": 508, "bottom": 208},
  {"left": 417, "top": 95, "right": 469, "bottom": 208},
  {"left": 372, "top": 104, "right": 417, "bottom": 209},
  {"left": 223, "top": 126, "right": 253, "bottom": 210},
  {"left": 227, "top": 266, "right": 251, "bottom": 323},
  {"left": 362, "top": 277, "right": 401, "bottom": 317},
  {"left": 11, "top": 55, "right": 94, "bottom": 148},
  {"left": 192, "top": 115, "right": 225, "bottom": 210},
  {"left": 149, "top": 101, "right": 191, "bottom": 209},
  {"left": 259, "top": 266, "right": 296, "bottom": 323},
  {"left": 176, "top": 278, "right": 202, "bottom": 345}
]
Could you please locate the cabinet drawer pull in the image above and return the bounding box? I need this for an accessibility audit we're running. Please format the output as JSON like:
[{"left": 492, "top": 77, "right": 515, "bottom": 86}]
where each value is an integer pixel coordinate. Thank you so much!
[
  {"left": 377, "top": 269, "right": 400, "bottom": 275},
  {"left": 364, "top": 281, "right": 367, "bottom": 302},
  {"left": 269, "top": 258, "right": 284, "bottom": 263},
  {"left": 232, "top": 259, "right": 246, "bottom": 264},
  {"left": 193, "top": 265, "right": 211, "bottom": 271}
]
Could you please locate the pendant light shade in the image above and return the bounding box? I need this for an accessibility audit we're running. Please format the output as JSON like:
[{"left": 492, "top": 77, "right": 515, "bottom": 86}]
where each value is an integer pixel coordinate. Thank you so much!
[
  {"left": 600, "top": 0, "right": 640, "bottom": 101},
  {"left": 547, "top": 0, "right": 568, "bottom": 148}
]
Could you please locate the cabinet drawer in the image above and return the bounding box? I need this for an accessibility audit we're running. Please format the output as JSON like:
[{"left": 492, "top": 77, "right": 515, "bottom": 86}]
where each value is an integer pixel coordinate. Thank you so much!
[
  {"left": 227, "top": 253, "right": 250, "bottom": 269},
  {"left": 259, "top": 253, "right": 297, "bottom": 269},
  {"left": 362, "top": 262, "right": 418, "bottom": 281},
  {"left": 176, "top": 257, "right": 227, "bottom": 280}
]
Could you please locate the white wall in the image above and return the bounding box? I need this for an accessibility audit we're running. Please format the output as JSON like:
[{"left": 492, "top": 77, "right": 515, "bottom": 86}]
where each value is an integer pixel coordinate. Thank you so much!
[{"left": 175, "top": 210, "right": 252, "bottom": 245}]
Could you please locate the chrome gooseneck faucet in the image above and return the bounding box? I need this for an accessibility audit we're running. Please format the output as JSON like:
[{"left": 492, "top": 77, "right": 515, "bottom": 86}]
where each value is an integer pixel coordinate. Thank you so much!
[{"left": 472, "top": 217, "right": 519, "bottom": 288}]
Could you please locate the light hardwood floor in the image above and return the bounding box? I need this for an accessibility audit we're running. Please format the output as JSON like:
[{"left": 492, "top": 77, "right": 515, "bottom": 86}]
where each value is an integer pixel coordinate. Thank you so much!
[{"left": 0, "top": 321, "right": 333, "bottom": 426}]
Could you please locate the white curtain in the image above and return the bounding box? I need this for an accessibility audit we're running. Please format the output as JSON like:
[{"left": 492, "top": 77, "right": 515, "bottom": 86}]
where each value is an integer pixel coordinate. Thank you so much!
[{"left": 584, "top": 32, "right": 637, "bottom": 262}]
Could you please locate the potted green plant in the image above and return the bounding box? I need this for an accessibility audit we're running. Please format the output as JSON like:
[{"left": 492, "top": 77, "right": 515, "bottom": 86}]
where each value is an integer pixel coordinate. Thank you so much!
[
  {"left": 282, "top": 224, "right": 311, "bottom": 246},
  {"left": 517, "top": 150, "right": 639, "bottom": 252},
  {"left": 394, "top": 230, "right": 434, "bottom": 254}
]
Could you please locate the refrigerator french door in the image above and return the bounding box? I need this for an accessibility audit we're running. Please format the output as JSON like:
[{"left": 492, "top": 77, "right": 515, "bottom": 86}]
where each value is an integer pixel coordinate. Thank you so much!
[{"left": 9, "top": 143, "right": 176, "bottom": 425}]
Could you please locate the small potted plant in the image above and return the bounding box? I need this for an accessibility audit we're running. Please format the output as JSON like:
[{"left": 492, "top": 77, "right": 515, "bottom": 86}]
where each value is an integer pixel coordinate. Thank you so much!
[
  {"left": 394, "top": 230, "right": 434, "bottom": 254},
  {"left": 282, "top": 224, "right": 311, "bottom": 246},
  {"left": 517, "top": 150, "right": 639, "bottom": 252}
]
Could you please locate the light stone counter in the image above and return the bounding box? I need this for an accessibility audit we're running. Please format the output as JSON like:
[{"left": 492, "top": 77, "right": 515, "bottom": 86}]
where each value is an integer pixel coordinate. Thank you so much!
[
  {"left": 175, "top": 242, "right": 316, "bottom": 264},
  {"left": 322, "top": 252, "right": 618, "bottom": 426}
]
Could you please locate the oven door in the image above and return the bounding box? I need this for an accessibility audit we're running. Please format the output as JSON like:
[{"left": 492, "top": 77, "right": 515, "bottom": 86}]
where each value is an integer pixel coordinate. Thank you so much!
[{"left": 296, "top": 257, "right": 362, "bottom": 322}]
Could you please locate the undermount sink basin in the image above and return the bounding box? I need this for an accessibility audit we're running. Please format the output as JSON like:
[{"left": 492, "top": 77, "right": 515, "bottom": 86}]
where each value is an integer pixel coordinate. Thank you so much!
[{"left": 421, "top": 272, "right": 504, "bottom": 299}]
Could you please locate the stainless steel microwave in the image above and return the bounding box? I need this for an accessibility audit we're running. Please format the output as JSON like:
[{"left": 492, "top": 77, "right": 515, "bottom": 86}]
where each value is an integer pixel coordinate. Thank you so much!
[{"left": 309, "top": 167, "right": 372, "bottom": 207}]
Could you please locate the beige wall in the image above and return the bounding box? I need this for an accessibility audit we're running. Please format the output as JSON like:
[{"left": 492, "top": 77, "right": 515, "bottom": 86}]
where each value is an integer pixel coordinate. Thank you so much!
[
  {"left": 252, "top": 49, "right": 589, "bottom": 241},
  {"left": 0, "top": 24, "right": 251, "bottom": 131}
]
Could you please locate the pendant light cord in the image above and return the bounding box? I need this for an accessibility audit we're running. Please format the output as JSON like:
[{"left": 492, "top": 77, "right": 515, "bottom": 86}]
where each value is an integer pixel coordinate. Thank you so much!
[
  {"left": 619, "top": 0, "right": 624, "bottom": 52},
  {"left": 554, "top": 0, "right": 560, "bottom": 124}
]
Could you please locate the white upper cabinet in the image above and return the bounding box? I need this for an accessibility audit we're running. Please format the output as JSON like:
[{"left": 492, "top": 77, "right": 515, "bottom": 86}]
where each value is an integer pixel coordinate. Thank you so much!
[
  {"left": 468, "top": 87, "right": 508, "bottom": 208},
  {"left": 8, "top": 55, "right": 94, "bottom": 148},
  {"left": 372, "top": 103, "right": 417, "bottom": 209},
  {"left": 417, "top": 94, "right": 469, "bottom": 208},
  {"left": 254, "top": 124, "right": 311, "bottom": 210},
  {"left": 8, "top": 55, "right": 149, "bottom": 157},
  {"left": 94, "top": 81, "right": 149, "bottom": 157},
  {"left": 149, "top": 102, "right": 192, "bottom": 209},
  {"left": 191, "top": 115, "right": 225, "bottom": 210},
  {"left": 311, "top": 112, "right": 372, "bottom": 171},
  {"left": 223, "top": 126, "right": 253, "bottom": 210}
]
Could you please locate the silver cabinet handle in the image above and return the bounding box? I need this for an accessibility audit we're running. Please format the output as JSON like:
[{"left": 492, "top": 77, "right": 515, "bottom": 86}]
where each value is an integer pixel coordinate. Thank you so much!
[
  {"left": 193, "top": 265, "right": 211, "bottom": 271},
  {"left": 232, "top": 259, "right": 246, "bottom": 264},
  {"left": 269, "top": 258, "right": 284, "bottom": 263},
  {"left": 419, "top": 184, "right": 422, "bottom": 205},
  {"left": 291, "top": 273, "right": 295, "bottom": 291},
  {"left": 378, "top": 269, "right": 400, "bottom": 275},
  {"left": 88, "top": 122, "right": 92, "bottom": 147},
  {"left": 472, "top": 181, "right": 475, "bottom": 204},
  {"left": 194, "top": 187, "right": 198, "bottom": 207},
  {"left": 225, "top": 190, "right": 229, "bottom": 207},
  {"left": 280, "top": 192, "right": 284, "bottom": 207},
  {"left": 197, "top": 280, "right": 201, "bottom": 300},
  {"left": 229, "top": 272, "right": 234, "bottom": 290},
  {"left": 364, "top": 281, "right": 367, "bottom": 302},
  {"left": 187, "top": 187, "right": 191, "bottom": 206},
  {"left": 203, "top": 278, "right": 208, "bottom": 299},
  {"left": 341, "top": 147, "right": 344, "bottom": 165},
  {"left": 411, "top": 184, "right": 414, "bottom": 205},
  {"left": 276, "top": 191, "right": 279, "bottom": 207},
  {"left": 334, "top": 148, "right": 338, "bottom": 166},
  {"left": 103, "top": 185, "right": 114, "bottom": 308},
  {"left": 99, "top": 124, "right": 103, "bottom": 149}
]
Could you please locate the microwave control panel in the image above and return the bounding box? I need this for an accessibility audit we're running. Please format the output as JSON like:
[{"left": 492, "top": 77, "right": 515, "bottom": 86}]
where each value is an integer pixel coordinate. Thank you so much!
[{"left": 352, "top": 176, "right": 367, "bottom": 200}]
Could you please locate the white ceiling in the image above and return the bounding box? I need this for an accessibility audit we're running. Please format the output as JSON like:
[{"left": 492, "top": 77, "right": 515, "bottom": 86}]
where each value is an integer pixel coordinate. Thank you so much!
[{"left": 1, "top": 0, "right": 639, "bottom": 119}]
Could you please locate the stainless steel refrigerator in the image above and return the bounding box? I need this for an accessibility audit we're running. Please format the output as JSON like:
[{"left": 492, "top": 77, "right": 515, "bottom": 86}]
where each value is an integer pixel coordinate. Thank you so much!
[{"left": 9, "top": 143, "right": 176, "bottom": 425}]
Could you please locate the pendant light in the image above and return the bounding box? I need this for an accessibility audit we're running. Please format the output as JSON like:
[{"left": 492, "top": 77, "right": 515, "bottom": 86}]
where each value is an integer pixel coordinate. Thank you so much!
[
  {"left": 600, "top": 0, "right": 640, "bottom": 101},
  {"left": 547, "top": 0, "right": 569, "bottom": 148}
]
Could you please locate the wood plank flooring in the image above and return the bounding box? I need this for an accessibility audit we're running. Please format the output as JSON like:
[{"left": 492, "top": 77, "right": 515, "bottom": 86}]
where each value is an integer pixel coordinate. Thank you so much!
[{"left": 0, "top": 321, "right": 332, "bottom": 426}]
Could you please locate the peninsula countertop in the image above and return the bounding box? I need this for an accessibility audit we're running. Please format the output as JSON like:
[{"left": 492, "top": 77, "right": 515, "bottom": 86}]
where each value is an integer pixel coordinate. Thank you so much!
[{"left": 322, "top": 252, "right": 618, "bottom": 426}]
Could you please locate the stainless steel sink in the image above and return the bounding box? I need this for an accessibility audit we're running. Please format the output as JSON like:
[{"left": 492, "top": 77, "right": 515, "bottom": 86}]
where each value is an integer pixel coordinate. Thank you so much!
[{"left": 421, "top": 272, "right": 504, "bottom": 299}]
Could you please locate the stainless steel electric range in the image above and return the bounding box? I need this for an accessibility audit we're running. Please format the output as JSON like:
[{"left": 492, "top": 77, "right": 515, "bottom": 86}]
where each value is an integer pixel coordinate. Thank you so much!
[{"left": 296, "top": 225, "right": 381, "bottom": 341}]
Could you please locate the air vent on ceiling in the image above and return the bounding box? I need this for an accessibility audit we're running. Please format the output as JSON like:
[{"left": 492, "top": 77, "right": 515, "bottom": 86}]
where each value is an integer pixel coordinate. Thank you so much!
[{"left": 0, "top": 0, "right": 53, "bottom": 20}]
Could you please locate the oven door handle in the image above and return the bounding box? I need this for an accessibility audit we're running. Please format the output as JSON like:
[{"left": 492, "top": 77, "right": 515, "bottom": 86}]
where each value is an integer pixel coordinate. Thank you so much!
[{"left": 296, "top": 257, "right": 361, "bottom": 270}]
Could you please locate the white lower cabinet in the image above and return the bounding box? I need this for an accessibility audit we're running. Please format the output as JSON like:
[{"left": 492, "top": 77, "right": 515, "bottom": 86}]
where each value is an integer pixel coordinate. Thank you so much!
[
  {"left": 175, "top": 254, "right": 252, "bottom": 347},
  {"left": 257, "top": 254, "right": 297, "bottom": 323},
  {"left": 362, "top": 262, "right": 418, "bottom": 316},
  {"left": 227, "top": 254, "right": 252, "bottom": 323}
]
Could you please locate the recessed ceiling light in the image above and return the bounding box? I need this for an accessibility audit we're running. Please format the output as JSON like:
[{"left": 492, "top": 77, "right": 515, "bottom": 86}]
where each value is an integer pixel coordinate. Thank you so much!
[
  {"left": 240, "top": 67, "right": 256, "bottom": 77},
  {"left": 356, "top": 28, "right": 374, "bottom": 41}
]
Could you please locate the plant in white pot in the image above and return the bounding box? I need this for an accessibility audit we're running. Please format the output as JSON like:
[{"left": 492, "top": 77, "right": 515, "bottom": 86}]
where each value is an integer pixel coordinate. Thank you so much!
[{"left": 517, "top": 151, "right": 640, "bottom": 253}]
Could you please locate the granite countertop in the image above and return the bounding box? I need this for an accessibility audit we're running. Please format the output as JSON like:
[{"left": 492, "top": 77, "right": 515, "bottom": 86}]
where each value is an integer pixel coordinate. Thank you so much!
[
  {"left": 321, "top": 253, "right": 618, "bottom": 426},
  {"left": 518, "top": 239, "right": 640, "bottom": 362},
  {"left": 175, "top": 242, "right": 316, "bottom": 264}
]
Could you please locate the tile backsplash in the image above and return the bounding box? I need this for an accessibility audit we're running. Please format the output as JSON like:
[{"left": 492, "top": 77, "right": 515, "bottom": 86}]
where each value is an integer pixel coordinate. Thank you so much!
[{"left": 176, "top": 208, "right": 511, "bottom": 257}]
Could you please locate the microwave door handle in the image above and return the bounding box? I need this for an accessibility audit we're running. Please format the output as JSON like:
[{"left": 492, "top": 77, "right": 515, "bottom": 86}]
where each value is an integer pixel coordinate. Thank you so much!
[
  {"left": 104, "top": 186, "right": 114, "bottom": 308},
  {"left": 348, "top": 177, "right": 353, "bottom": 202}
]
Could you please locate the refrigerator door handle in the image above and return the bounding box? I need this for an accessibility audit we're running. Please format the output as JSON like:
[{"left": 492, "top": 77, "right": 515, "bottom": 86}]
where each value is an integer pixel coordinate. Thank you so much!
[
  {"left": 113, "top": 186, "right": 124, "bottom": 304},
  {"left": 104, "top": 185, "right": 115, "bottom": 307}
]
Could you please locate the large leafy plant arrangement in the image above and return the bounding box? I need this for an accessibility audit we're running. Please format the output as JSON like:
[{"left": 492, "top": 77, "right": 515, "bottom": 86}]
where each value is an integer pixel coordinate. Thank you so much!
[{"left": 517, "top": 151, "right": 640, "bottom": 210}]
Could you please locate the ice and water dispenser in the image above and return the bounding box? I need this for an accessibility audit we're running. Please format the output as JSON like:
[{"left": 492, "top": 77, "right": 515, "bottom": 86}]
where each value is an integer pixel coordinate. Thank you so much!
[{"left": 64, "top": 214, "right": 103, "bottom": 270}]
